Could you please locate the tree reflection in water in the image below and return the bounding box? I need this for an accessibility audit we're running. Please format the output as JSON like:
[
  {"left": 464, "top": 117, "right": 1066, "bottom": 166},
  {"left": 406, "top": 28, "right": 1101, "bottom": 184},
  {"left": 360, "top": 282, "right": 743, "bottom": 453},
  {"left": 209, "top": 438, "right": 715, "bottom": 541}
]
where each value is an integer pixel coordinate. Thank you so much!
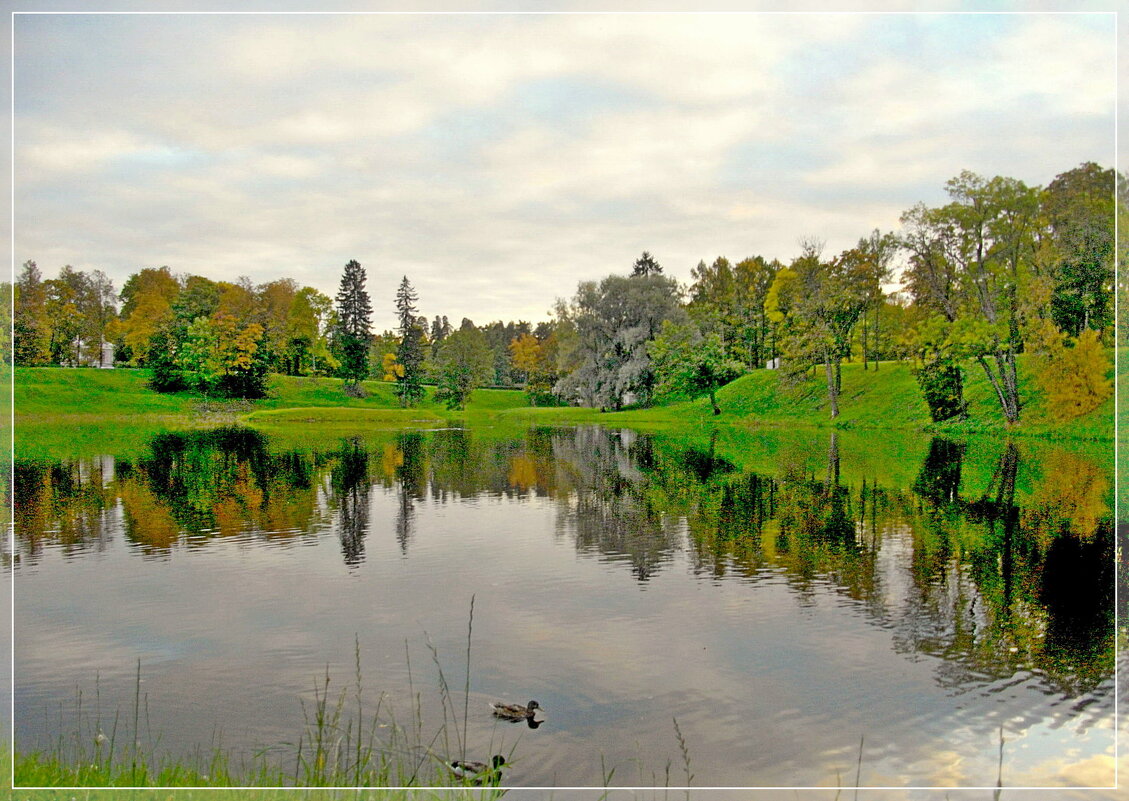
[
  {"left": 331, "top": 437, "right": 370, "bottom": 568},
  {"left": 548, "top": 427, "right": 687, "bottom": 581},
  {"left": 13, "top": 425, "right": 1113, "bottom": 694}
]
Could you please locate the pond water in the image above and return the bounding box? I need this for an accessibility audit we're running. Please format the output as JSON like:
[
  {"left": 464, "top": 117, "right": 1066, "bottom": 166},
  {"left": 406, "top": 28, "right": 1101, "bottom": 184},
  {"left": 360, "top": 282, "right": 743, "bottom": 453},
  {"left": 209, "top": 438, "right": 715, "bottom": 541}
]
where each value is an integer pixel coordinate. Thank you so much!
[{"left": 13, "top": 425, "right": 1117, "bottom": 789}]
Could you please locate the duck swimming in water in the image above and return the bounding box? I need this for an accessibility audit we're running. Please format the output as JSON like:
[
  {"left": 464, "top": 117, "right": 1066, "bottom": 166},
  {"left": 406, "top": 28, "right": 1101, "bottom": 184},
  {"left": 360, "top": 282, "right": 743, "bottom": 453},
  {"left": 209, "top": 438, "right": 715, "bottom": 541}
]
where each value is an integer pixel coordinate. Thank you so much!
[
  {"left": 489, "top": 700, "right": 542, "bottom": 720},
  {"left": 447, "top": 754, "right": 507, "bottom": 782}
]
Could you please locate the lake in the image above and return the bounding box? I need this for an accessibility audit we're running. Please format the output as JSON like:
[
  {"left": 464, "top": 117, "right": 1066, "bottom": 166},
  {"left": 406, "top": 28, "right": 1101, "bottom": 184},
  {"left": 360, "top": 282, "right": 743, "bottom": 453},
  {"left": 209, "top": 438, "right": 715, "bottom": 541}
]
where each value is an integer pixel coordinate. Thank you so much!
[{"left": 12, "top": 424, "right": 1118, "bottom": 790}]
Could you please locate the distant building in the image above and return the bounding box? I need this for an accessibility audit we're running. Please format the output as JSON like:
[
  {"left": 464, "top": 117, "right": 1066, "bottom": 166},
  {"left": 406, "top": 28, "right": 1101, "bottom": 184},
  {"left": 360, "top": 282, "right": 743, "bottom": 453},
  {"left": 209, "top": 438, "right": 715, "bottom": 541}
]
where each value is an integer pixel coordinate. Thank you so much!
[
  {"left": 67, "top": 340, "right": 115, "bottom": 368},
  {"left": 766, "top": 357, "right": 780, "bottom": 370}
]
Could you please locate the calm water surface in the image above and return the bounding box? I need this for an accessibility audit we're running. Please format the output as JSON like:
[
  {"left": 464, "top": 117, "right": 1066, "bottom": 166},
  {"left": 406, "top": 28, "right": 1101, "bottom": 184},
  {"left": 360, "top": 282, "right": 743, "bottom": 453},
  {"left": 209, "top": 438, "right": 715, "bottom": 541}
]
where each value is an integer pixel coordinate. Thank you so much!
[{"left": 13, "top": 426, "right": 1116, "bottom": 789}]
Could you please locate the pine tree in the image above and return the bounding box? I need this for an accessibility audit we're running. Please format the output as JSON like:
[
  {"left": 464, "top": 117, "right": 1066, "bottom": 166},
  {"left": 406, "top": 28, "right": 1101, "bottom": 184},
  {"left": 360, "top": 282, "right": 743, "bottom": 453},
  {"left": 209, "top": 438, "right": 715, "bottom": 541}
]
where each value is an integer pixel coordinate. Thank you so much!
[
  {"left": 394, "top": 276, "right": 425, "bottom": 406},
  {"left": 334, "top": 259, "right": 373, "bottom": 386},
  {"left": 631, "top": 251, "right": 663, "bottom": 276}
]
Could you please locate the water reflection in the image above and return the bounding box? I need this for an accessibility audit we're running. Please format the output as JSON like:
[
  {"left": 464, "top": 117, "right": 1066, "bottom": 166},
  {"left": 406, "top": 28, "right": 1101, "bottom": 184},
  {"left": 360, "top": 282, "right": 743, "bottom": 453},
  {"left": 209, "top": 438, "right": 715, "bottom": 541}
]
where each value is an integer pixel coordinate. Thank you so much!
[
  {"left": 333, "top": 437, "right": 371, "bottom": 567},
  {"left": 14, "top": 426, "right": 1114, "bottom": 698}
]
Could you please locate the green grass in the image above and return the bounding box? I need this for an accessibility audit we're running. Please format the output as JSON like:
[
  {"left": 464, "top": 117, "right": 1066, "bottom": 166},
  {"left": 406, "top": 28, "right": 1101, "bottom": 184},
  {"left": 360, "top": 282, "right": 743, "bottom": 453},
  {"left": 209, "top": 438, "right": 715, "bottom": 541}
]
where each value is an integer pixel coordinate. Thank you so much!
[
  {"left": 12, "top": 352, "right": 1116, "bottom": 462},
  {"left": 252, "top": 376, "right": 530, "bottom": 416},
  {"left": 247, "top": 407, "right": 447, "bottom": 426},
  {"left": 624, "top": 354, "right": 1116, "bottom": 441},
  {"left": 15, "top": 367, "right": 201, "bottom": 419},
  {"left": 11, "top": 747, "right": 507, "bottom": 799}
]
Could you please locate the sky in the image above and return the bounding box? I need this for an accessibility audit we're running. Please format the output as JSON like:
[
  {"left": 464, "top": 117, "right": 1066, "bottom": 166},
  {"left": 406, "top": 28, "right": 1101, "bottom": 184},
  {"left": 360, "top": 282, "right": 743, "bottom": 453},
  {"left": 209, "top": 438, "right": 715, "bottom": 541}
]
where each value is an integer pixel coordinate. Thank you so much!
[{"left": 9, "top": 7, "right": 1120, "bottom": 332}]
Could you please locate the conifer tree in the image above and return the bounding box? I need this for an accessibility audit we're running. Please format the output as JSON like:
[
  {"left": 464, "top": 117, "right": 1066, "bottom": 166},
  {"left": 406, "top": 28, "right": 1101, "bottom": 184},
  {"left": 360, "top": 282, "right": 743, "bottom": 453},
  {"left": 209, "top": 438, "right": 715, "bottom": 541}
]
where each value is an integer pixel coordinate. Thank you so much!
[
  {"left": 631, "top": 251, "right": 663, "bottom": 276},
  {"left": 334, "top": 259, "right": 373, "bottom": 386},
  {"left": 394, "top": 276, "right": 425, "bottom": 406}
]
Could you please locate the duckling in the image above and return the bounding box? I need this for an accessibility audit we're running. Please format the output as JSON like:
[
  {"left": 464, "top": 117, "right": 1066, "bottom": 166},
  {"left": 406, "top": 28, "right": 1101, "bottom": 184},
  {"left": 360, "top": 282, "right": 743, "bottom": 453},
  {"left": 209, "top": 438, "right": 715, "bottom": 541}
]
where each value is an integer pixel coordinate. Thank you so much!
[
  {"left": 448, "top": 754, "right": 507, "bottom": 782},
  {"left": 489, "top": 699, "right": 542, "bottom": 721}
]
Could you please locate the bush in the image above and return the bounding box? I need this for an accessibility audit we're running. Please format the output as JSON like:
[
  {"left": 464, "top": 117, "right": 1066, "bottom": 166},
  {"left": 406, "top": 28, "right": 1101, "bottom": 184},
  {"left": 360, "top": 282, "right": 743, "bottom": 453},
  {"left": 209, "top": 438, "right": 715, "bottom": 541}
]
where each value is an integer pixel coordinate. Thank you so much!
[
  {"left": 915, "top": 358, "right": 966, "bottom": 422},
  {"left": 343, "top": 381, "right": 368, "bottom": 399}
]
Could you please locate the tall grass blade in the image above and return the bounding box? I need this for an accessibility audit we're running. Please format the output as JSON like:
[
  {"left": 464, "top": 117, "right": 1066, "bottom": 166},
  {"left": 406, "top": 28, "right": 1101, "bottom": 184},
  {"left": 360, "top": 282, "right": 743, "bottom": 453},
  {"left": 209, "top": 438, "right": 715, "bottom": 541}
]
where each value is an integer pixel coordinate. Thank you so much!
[
  {"left": 673, "top": 716, "right": 692, "bottom": 793},
  {"left": 853, "top": 734, "right": 864, "bottom": 801},
  {"left": 994, "top": 725, "right": 1005, "bottom": 801},
  {"left": 463, "top": 593, "right": 475, "bottom": 763}
]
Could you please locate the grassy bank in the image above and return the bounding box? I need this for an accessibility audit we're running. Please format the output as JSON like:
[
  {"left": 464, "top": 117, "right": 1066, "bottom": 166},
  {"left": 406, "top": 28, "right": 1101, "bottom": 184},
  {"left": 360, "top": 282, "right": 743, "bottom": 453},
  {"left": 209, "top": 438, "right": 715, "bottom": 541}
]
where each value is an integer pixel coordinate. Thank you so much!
[
  {"left": 523, "top": 354, "right": 1115, "bottom": 441},
  {"left": 13, "top": 352, "right": 1117, "bottom": 457}
]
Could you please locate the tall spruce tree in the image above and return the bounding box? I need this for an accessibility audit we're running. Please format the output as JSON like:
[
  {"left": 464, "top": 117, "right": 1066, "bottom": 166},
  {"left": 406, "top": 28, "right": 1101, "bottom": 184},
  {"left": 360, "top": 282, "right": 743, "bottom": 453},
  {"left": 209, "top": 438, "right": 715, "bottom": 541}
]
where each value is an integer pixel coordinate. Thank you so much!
[
  {"left": 631, "top": 251, "right": 663, "bottom": 276},
  {"left": 334, "top": 259, "right": 373, "bottom": 386},
  {"left": 394, "top": 276, "right": 425, "bottom": 406}
]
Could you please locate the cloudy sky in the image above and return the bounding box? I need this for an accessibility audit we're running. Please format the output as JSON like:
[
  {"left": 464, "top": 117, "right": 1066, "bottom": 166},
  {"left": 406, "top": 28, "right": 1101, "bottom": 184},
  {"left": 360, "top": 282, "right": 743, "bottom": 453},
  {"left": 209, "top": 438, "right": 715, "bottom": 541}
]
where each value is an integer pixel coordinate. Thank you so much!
[{"left": 10, "top": 8, "right": 1118, "bottom": 331}]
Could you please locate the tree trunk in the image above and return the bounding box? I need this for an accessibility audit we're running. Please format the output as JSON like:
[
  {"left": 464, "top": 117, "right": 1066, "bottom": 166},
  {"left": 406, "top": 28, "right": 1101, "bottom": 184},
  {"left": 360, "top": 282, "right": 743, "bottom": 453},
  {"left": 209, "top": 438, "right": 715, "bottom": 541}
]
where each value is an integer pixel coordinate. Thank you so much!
[
  {"left": 709, "top": 390, "right": 721, "bottom": 416},
  {"left": 975, "top": 352, "right": 1020, "bottom": 423},
  {"left": 998, "top": 347, "right": 1020, "bottom": 422},
  {"left": 824, "top": 353, "right": 839, "bottom": 419},
  {"left": 861, "top": 317, "right": 869, "bottom": 371},
  {"left": 873, "top": 303, "right": 880, "bottom": 370}
]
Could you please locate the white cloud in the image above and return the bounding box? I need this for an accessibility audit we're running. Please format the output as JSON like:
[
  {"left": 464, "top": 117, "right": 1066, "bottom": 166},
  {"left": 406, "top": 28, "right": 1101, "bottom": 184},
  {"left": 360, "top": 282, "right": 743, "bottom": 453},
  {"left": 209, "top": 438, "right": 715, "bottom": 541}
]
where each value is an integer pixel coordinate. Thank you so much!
[
  {"left": 988, "top": 15, "right": 1116, "bottom": 117},
  {"left": 12, "top": 12, "right": 1117, "bottom": 327},
  {"left": 17, "top": 124, "right": 149, "bottom": 175}
]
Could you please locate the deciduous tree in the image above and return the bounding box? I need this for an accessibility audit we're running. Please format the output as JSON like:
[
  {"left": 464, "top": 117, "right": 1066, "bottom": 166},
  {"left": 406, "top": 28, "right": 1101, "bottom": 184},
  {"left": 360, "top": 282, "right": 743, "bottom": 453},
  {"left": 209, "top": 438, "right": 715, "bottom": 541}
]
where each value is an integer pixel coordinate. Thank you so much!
[
  {"left": 1035, "top": 329, "right": 1112, "bottom": 421},
  {"left": 648, "top": 320, "right": 742, "bottom": 415},
  {"left": 765, "top": 240, "right": 871, "bottom": 418},
  {"left": 898, "top": 171, "right": 1043, "bottom": 423},
  {"left": 117, "top": 266, "right": 180, "bottom": 365},
  {"left": 44, "top": 268, "right": 86, "bottom": 365},
  {"left": 555, "top": 272, "right": 687, "bottom": 409},
  {"left": 434, "top": 324, "right": 494, "bottom": 410},
  {"left": 286, "top": 287, "right": 338, "bottom": 376},
  {"left": 256, "top": 278, "right": 298, "bottom": 372},
  {"left": 1043, "top": 162, "right": 1115, "bottom": 336}
]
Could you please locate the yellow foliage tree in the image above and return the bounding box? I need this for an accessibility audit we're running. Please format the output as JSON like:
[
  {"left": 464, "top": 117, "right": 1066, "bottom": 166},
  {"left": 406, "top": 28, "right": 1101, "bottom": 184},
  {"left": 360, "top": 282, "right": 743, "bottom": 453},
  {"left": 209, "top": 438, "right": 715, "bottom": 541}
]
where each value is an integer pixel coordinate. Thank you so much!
[
  {"left": 1036, "top": 329, "right": 1112, "bottom": 420},
  {"left": 381, "top": 351, "right": 404, "bottom": 382},
  {"left": 508, "top": 332, "right": 542, "bottom": 381},
  {"left": 118, "top": 266, "right": 180, "bottom": 365}
]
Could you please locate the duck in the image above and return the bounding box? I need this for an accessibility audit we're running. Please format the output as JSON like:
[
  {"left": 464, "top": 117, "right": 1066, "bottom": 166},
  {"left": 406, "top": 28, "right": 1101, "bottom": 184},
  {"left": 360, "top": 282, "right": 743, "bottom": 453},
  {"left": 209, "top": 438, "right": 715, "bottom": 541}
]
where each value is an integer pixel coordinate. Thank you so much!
[
  {"left": 489, "top": 699, "right": 542, "bottom": 721},
  {"left": 447, "top": 754, "right": 507, "bottom": 782}
]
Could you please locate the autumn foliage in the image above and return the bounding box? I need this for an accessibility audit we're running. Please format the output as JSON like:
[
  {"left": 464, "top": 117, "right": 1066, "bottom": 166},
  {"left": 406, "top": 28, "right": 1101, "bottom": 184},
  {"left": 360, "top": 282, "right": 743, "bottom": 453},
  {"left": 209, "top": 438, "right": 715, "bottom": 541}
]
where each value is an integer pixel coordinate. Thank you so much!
[{"left": 1035, "top": 330, "right": 1113, "bottom": 421}]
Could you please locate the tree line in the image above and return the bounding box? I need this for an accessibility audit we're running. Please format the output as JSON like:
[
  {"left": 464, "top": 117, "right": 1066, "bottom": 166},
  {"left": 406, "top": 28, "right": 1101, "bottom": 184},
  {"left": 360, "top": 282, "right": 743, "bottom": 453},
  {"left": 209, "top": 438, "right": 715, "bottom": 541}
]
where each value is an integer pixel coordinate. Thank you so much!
[
  {"left": 10, "top": 259, "right": 548, "bottom": 407},
  {"left": 11, "top": 161, "right": 1121, "bottom": 422},
  {"left": 543, "top": 162, "right": 1119, "bottom": 423}
]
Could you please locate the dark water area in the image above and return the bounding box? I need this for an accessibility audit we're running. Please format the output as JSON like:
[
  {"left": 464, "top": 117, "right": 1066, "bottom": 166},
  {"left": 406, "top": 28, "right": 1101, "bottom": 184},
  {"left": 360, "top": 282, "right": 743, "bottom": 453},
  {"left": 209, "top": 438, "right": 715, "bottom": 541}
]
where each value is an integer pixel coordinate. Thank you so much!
[{"left": 12, "top": 425, "right": 1117, "bottom": 789}]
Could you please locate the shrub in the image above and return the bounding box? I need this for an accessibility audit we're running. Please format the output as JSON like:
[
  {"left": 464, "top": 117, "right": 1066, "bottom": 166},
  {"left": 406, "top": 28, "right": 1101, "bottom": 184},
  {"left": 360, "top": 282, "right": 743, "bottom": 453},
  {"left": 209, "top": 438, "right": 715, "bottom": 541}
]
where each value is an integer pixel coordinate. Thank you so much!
[{"left": 915, "top": 358, "right": 966, "bottom": 422}]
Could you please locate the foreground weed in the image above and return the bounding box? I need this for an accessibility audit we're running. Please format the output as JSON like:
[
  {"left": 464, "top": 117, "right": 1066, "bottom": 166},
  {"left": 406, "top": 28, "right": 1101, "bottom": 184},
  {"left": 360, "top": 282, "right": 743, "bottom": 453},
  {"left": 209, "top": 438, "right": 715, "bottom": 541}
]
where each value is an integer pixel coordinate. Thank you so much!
[{"left": 15, "top": 601, "right": 511, "bottom": 793}]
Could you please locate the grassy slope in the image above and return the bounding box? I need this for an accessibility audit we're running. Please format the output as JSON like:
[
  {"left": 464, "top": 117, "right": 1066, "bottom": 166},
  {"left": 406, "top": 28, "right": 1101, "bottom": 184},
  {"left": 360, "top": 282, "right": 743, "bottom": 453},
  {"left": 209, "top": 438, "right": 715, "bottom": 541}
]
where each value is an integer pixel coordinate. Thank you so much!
[
  {"left": 15, "top": 368, "right": 529, "bottom": 419},
  {"left": 13, "top": 353, "right": 1117, "bottom": 451},
  {"left": 501, "top": 354, "right": 1117, "bottom": 441}
]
